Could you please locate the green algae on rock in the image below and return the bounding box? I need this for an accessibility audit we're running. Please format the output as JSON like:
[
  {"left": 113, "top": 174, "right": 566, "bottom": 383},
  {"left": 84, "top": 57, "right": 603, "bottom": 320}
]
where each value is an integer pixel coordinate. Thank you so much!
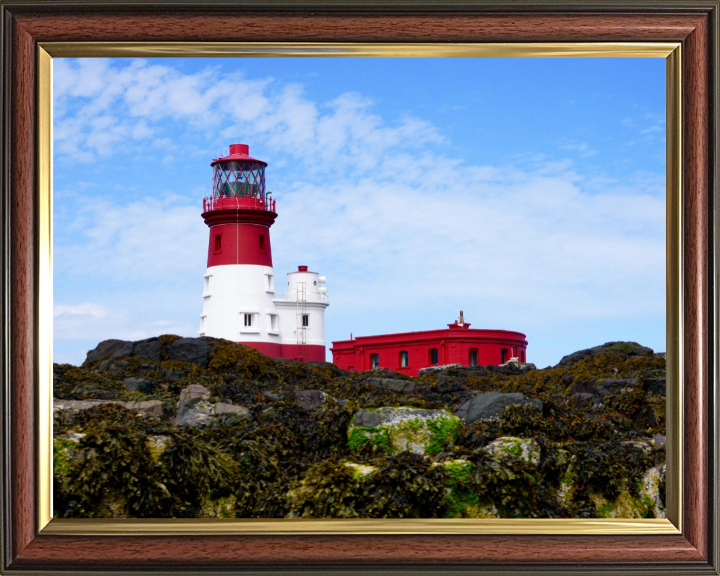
[{"left": 348, "top": 407, "right": 463, "bottom": 455}]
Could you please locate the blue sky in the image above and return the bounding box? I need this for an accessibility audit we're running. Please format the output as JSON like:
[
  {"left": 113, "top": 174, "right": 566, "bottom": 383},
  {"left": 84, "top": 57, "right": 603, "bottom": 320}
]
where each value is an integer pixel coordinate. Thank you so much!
[{"left": 53, "top": 57, "right": 666, "bottom": 368}]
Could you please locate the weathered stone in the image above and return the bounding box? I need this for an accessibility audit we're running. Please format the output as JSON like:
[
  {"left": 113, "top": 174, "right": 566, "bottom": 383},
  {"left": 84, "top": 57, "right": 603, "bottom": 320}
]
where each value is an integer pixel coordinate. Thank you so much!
[
  {"left": 652, "top": 434, "right": 667, "bottom": 447},
  {"left": 418, "top": 363, "right": 462, "bottom": 375},
  {"left": 557, "top": 342, "right": 654, "bottom": 366},
  {"left": 178, "top": 384, "right": 210, "bottom": 410},
  {"left": 213, "top": 402, "right": 250, "bottom": 417},
  {"left": 365, "top": 377, "right": 415, "bottom": 393},
  {"left": 464, "top": 392, "right": 543, "bottom": 424},
  {"left": 124, "top": 400, "right": 163, "bottom": 417},
  {"left": 132, "top": 338, "right": 162, "bottom": 362},
  {"left": 349, "top": 407, "right": 463, "bottom": 455},
  {"left": 160, "top": 370, "right": 183, "bottom": 382},
  {"left": 109, "top": 341, "right": 134, "bottom": 359},
  {"left": 293, "top": 390, "right": 325, "bottom": 410},
  {"left": 107, "top": 359, "right": 129, "bottom": 373},
  {"left": 123, "top": 377, "right": 154, "bottom": 393},
  {"left": 573, "top": 392, "right": 595, "bottom": 409},
  {"left": 53, "top": 399, "right": 123, "bottom": 418},
  {"left": 86, "top": 339, "right": 130, "bottom": 363},
  {"left": 166, "top": 338, "right": 211, "bottom": 367},
  {"left": 454, "top": 397, "right": 474, "bottom": 420},
  {"left": 486, "top": 437, "right": 541, "bottom": 465},
  {"left": 175, "top": 408, "right": 213, "bottom": 427}
]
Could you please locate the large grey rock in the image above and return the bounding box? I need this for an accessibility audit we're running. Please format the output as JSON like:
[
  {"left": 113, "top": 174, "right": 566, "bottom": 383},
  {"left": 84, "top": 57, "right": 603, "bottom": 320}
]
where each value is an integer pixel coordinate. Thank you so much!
[
  {"left": 418, "top": 363, "right": 462, "bottom": 375},
  {"left": 349, "top": 407, "right": 462, "bottom": 455},
  {"left": 557, "top": 342, "right": 654, "bottom": 366},
  {"left": 166, "top": 338, "right": 211, "bottom": 367},
  {"left": 573, "top": 392, "right": 595, "bottom": 408},
  {"left": 175, "top": 408, "right": 213, "bottom": 427},
  {"left": 177, "top": 384, "right": 211, "bottom": 413},
  {"left": 110, "top": 342, "right": 134, "bottom": 359},
  {"left": 132, "top": 338, "right": 162, "bottom": 362},
  {"left": 86, "top": 339, "right": 131, "bottom": 363},
  {"left": 213, "top": 402, "right": 250, "bottom": 417},
  {"left": 365, "top": 377, "right": 415, "bottom": 393},
  {"left": 124, "top": 400, "right": 164, "bottom": 417},
  {"left": 464, "top": 392, "right": 543, "bottom": 424},
  {"left": 123, "top": 377, "right": 155, "bottom": 394},
  {"left": 293, "top": 390, "right": 325, "bottom": 410},
  {"left": 53, "top": 399, "right": 123, "bottom": 418}
]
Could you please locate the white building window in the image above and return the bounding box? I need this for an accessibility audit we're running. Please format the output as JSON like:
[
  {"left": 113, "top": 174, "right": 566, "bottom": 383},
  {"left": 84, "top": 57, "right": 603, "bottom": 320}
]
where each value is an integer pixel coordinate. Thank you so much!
[
  {"left": 302, "top": 314, "right": 309, "bottom": 327},
  {"left": 203, "top": 274, "right": 212, "bottom": 294},
  {"left": 268, "top": 314, "right": 279, "bottom": 332},
  {"left": 265, "top": 273, "right": 275, "bottom": 292},
  {"left": 244, "top": 313, "right": 253, "bottom": 327}
]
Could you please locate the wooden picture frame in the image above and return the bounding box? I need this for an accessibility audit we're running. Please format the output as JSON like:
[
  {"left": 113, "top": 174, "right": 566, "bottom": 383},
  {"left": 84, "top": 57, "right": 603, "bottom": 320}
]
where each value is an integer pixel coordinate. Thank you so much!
[{"left": 1, "top": 1, "right": 718, "bottom": 573}]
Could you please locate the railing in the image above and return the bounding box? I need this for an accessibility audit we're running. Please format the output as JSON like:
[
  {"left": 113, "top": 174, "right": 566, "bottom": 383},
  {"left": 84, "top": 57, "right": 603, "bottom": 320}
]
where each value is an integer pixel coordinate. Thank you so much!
[
  {"left": 273, "top": 291, "right": 329, "bottom": 302},
  {"left": 203, "top": 195, "right": 277, "bottom": 213}
]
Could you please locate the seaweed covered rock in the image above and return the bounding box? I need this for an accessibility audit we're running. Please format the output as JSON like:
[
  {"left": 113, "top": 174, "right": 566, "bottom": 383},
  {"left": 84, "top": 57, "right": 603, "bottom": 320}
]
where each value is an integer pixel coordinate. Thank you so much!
[
  {"left": 54, "top": 336, "right": 667, "bottom": 519},
  {"left": 348, "top": 407, "right": 463, "bottom": 455},
  {"left": 460, "top": 392, "right": 543, "bottom": 424},
  {"left": 558, "top": 341, "right": 654, "bottom": 366}
]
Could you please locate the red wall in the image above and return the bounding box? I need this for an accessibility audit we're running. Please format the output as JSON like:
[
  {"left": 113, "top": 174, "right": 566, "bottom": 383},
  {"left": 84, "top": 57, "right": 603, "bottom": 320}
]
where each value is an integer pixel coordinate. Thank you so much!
[
  {"left": 207, "top": 222, "right": 273, "bottom": 267},
  {"left": 331, "top": 328, "right": 527, "bottom": 377}
]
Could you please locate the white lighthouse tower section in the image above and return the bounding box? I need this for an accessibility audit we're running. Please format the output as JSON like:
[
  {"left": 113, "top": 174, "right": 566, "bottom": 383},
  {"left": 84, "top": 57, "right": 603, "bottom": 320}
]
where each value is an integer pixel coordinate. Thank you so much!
[
  {"left": 274, "top": 270, "right": 329, "bottom": 350},
  {"left": 199, "top": 263, "right": 281, "bottom": 343}
]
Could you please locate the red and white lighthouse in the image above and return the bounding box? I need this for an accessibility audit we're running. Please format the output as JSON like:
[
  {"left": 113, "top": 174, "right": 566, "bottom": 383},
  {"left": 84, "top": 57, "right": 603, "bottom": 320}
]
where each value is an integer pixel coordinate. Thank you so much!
[{"left": 198, "top": 144, "right": 329, "bottom": 362}]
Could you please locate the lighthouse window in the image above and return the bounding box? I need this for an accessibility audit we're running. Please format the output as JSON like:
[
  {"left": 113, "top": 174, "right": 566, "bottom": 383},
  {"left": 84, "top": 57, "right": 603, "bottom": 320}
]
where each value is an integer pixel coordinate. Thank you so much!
[
  {"left": 302, "top": 314, "right": 309, "bottom": 327},
  {"left": 399, "top": 351, "right": 408, "bottom": 367},
  {"left": 501, "top": 348, "right": 508, "bottom": 364},
  {"left": 469, "top": 349, "right": 478, "bottom": 367},
  {"left": 259, "top": 234, "right": 266, "bottom": 251},
  {"left": 429, "top": 348, "right": 439, "bottom": 365},
  {"left": 214, "top": 234, "right": 222, "bottom": 252},
  {"left": 244, "top": 314, "right": 253, "bottom": 327},
  {"left": 370, "top": 354, "right": 379, "bottom": 369}
]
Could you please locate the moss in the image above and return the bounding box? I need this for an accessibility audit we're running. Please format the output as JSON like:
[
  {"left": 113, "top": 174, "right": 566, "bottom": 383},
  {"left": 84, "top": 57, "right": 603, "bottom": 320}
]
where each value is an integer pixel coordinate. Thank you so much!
[
  {"left": 53, "top": 438, "right": 77, "bottom": 476},
  {"left": 426, "top": 415, "right": 464, "bottom": 454},
  {"left": 348, "top": 426, "right": 393, "bottom": 454}
]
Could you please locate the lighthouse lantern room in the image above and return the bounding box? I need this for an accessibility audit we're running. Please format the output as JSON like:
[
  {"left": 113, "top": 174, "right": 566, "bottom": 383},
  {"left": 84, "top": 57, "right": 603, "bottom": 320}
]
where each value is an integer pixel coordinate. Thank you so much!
[{"left": 199, "top": 144, "right": 329, "bottom": 362}]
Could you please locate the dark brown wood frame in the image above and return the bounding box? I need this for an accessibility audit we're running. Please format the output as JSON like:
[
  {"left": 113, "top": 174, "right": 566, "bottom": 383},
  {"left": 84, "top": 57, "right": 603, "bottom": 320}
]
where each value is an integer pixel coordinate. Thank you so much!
[{"left": 1, "top": 1, "right": 718, "bottom": 574}]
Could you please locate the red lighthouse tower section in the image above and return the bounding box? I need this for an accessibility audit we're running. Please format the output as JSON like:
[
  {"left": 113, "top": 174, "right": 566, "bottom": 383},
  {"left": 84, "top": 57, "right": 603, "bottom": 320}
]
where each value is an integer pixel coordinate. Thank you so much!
[
  {"left": 198, "top": 144, "right": 330, "bottom": 362},
  {"left": 202, "top": 144, "right": 277, "bottom": 269}
]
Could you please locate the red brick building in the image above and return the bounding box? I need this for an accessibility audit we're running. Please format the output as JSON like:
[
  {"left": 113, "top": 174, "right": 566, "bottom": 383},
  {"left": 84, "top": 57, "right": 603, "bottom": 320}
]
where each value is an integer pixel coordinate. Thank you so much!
[{"left": 330, "top": 313, "right": 528, "bottom": 377}]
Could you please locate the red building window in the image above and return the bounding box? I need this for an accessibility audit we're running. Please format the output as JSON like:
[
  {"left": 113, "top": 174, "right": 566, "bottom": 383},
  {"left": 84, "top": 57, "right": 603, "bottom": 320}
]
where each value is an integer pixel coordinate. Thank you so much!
[
  {"left": 399, "top": 351, "right": 408, "bottom": 367},
  {"left": 259, "top": 234, "right": 266, "bottom": 251},
  {"left": 370, "top": 354, "right": 379, "bottom": 369},
  {"left": 520, "top": 350, "right": 526, "bottom": 363},
  {"left": 214, "top": 234, "right": 222, "bottom": 252},
  {"left": 429, "top": 348, "right": 439, "bottom": 365},
  {"left": 501, "top": 348, "right": 508, "bottom": 363}
]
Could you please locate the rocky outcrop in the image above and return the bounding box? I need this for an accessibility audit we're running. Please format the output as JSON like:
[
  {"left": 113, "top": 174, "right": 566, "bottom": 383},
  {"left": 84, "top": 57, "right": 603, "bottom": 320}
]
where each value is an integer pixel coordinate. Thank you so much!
[
  {"left": 456, "top": 392, "right": 543, "bottom": 424},
  {"left": 349, "top": 407, "right": 463, "bottom": 455},
  {"left": 166, "top": 338, "right": 211, "bottom": 367},
  {"left": 557, "top": 341, "right": 654, "bottom": 366}
]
